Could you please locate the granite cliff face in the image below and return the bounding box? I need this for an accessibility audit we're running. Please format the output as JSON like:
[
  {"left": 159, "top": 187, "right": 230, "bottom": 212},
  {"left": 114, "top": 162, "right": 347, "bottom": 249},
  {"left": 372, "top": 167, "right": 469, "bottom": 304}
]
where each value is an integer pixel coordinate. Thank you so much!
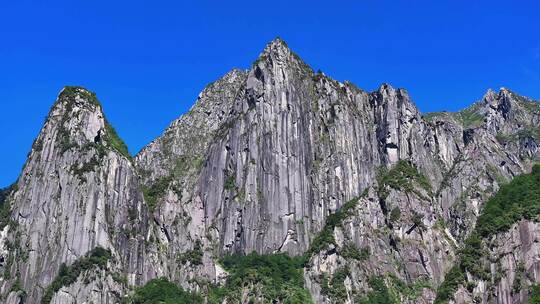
[
  {"left": 0, "top": 38, "right": 539, "bottom": 303},
  {"left": 0, "top": 88, "right": 150, "bottom": 303}
]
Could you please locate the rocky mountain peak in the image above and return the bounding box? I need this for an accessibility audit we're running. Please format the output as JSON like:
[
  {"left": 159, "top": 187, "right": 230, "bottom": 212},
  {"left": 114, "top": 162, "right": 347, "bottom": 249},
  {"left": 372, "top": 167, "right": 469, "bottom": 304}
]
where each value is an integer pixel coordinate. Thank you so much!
[
  {"left": 1, "top": 85, "right": 146, "bottom": 303},
  {"left": 222, "top": 68, "right": 247, "bottom": 82},
  {"left": 260, "top": 37, "right": 290, "bottom": 56},
  {"left": 375, "top": 82, "right": 399, "bottom": 97},
  {"left": 253, "top": 38, "right": 312, "bottom": 76},
  {"left": 496, "top": 87, "right": 539, "bottom": 110},
  {"left": 57, "top": 86, "right": 101, "bottom": 107},
  {"left": 372, "top": 82, "right": 419, "bottom": 117},
  {"left": 2, "top": 38, "right": 540, "bottom": 304},
  {"left": 482, "top": 88, "right": 498, "bottom": 101},
  {"left": 42, "top": 86, "right": 131, "bottom": 160},
  {"left": 46, "top": 87, "right": 103, "bottom": 146},
  {"left": 477, "top": 87, "right": 538, "bottom": 125},
  {"left": 197, "top": 69, "right": 247, "bottom": 100},
  {"left": 480, "top": 87, "right": 524, "bottom": 108}
]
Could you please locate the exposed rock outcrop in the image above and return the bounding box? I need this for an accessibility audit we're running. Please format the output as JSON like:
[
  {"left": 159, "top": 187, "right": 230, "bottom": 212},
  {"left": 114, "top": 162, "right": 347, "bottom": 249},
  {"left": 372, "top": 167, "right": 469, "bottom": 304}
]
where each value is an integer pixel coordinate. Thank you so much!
[
  {"left": 0, "top": 38, "right": 539, "bottom": 303},
  {"left": 0, "top": 87, "right": 149, "bottom": 303}
]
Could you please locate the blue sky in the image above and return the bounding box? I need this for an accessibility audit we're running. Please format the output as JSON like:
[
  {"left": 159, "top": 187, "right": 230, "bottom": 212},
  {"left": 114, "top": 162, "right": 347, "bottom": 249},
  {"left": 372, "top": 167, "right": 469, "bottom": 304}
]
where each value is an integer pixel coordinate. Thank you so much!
[{"left": 1, "top": 0, "right": 539, "bottom": 187}]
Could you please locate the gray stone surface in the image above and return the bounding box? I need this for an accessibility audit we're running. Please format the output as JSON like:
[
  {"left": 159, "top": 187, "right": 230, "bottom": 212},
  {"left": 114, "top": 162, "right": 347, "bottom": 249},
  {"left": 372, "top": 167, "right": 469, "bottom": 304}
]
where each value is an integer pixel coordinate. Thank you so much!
[
  {"left": 0, "top": 88, "right": 149, "bottom": 303},
  {"left": 0, "top": 38, "right": 539, "bottom": 303}
]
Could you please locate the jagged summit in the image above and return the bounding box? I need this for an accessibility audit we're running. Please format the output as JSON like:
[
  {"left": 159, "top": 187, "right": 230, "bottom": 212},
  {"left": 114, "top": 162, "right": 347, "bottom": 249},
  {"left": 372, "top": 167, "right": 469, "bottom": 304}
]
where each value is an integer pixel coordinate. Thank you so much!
[
  {"left": 481, "top": 87, "right": 536, "bottom": 102},
  {"left": 253, "top": 37, "right": 312, "bottom": 73},
  {"left": 483, "top": 87, "right": 509, "bottom": 101},
  {"left": 478, "top": 86, "right": 539, "bottom": 114},
  {"left": 3, "top": 38, "right": 540, "bottom": 304},
  {"left": 52, "top": 86, "right": 102, "bottom": 111},
  {"left": 482, "top": 88, "right": 497, "bottom": 100},
  {"left": 261, "top": 37, "right": 290, "bottom": 55},
  {"left": 255, "top": 37, "right": 290, "bottom": 64},
  {"left": 3, "top": 86, "right": 145, "bottom": 302},
  {"left": 36, "top": 85, "right": 132, "bottom": 160},
  {"left": 375, "top": 82, "right": 398, "bottom": 93},
  {"left": 59, "top": 85, "right": 97, "bottom": 99},
  {"left": 425, "top": 87, "right": 538, "bottom": 128}
]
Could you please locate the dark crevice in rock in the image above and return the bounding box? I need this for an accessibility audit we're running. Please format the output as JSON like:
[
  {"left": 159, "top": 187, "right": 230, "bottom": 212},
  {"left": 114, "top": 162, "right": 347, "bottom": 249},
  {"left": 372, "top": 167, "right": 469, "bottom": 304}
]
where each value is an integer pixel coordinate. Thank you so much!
[
  {"left": 463, "top": 129, "right": 475, "bottom": 146},
  {"left": 418, "top": 249, "right": 431, "bottom": 277}
]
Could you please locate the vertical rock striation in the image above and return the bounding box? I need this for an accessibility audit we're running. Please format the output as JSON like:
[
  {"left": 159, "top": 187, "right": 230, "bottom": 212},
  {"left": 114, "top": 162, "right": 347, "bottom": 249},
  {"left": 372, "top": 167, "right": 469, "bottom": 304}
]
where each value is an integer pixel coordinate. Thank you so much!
[
  {"left": 0, "top": 87, "right": 149, "bottom": 303},
  {"left": 133, "top": 39, "right": 539, "bottom": 303},
  {"left": 1, "top": 39, "right": 539, "bottom": 303}
]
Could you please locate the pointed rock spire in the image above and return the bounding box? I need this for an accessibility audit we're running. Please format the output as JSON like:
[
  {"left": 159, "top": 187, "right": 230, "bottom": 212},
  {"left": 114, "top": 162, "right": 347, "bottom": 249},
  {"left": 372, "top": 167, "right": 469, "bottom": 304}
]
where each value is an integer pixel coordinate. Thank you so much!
[
  {"left": 6, "top": 86, "right": 147, "bottom": 303},
  {"left": 252, "top": 38, "right": 312, "bottom": 74},
  {"left": 481, "top": 88, "right": 498, "bottom": 103},
  {"left": 57, "top": 86, "right": 102, "bottom": 107},
  {"left": 30, "top": 86, "right": 131, "bottom": 161},
  {"left": 261, "top": 37, "right": 291, "bottom": 56},
  {"left": 376, "top": 83, "right": 396, "bottom": 95},
  {"left": 482, "top": 87, "right": 518, "bottom": 105}
]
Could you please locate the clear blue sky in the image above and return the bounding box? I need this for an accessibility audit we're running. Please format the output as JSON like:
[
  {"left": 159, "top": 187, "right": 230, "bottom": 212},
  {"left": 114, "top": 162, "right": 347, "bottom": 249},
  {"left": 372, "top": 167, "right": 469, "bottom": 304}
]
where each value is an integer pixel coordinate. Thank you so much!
[{"left": 1, "top": 0, "right": 539, "bottom": 187}]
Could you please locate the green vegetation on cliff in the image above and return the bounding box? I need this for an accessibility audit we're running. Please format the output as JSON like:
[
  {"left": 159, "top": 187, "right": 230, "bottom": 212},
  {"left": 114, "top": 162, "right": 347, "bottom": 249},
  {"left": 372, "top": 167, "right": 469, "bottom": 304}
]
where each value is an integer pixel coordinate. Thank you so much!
[
  {"left": 104, "top": 121, "right": 131, "bottom": 159},
  {"left": 321, "top": 267, "right": 351, "bottom": 302},
  {"left": 456, "top": 105, "right": 484, "bottom": 128},
  {"left": 435, "top": 164, "right": 540, "bottom": 303},
  {"left": 422, "top": 104, "right": 485, "bottom": 129},
  {"left": 209, "top": 252, "right": 313, "bottom": 304},
  {"left": 202, "top": 194, "right": 366, "bottom": 303},
  {"left": 127, "top": 277, "right": 203, "bottom": 304},
  {"left": 131, "top": 252, "right": 312, "bottom": 304},
  {"left": 357, "top": 276, "right": 394, "bottom": 304},
  {"left": 529, "top": 284, "right": 540, "bottom": 304},
  {"left": 0, "top": 183, "right": 18, "bottom": 229},
  {"left": 142, "top": 175, "right": 173, "bottom": 213},
  {"left": 377, "top": 160, "right": 432, "bottom": 200},
  {"left": 42, "top": 247, "right": 112, "bottom": 304},
  {"left": 303, "top": 197, "right": 360, "bottom": 260},
  {"left": 60, "top": 86, "right": 101, "bottom": 107},
  {"left": 54, "top": 86, "right": 131, "bottom": 159},
  {"left": 176, "top": 241, "right": 203, "bottom": 265}
]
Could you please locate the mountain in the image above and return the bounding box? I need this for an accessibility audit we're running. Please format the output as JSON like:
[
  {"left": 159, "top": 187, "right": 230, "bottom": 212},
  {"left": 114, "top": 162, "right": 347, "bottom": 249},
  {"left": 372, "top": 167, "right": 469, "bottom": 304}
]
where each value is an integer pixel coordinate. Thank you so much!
[
  {"left": 0, "top": 38, "right": 539, "bottom": 304},
  {"left": 0, "top": 88, "right": 151, "bottom": 303}
]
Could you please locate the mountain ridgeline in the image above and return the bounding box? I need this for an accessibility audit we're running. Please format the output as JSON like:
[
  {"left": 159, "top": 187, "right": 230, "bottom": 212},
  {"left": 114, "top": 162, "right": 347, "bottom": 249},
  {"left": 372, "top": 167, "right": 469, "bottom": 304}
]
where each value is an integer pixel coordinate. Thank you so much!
[{"left": 0, "top": 38, "right": 539, "bottom": 304}]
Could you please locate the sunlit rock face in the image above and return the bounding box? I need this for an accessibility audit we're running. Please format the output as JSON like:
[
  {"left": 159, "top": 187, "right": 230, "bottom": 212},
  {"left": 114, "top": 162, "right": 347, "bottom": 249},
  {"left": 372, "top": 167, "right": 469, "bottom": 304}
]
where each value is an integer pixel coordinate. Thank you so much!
[
  {"left": 1, "top": 39, "right": 539, "bottom": 303},
  {"left": 0, "top": 88, "right": 149, "bottom": 303}
]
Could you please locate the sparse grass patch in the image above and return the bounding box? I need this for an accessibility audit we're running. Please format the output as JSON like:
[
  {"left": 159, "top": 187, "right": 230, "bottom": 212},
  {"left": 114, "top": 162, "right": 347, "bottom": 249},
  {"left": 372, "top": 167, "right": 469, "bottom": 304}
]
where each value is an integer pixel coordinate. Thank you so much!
[
  {"left": 529, "top": 284, "right": 540, "bottom": 304},
  {"left": 456, "top": 106, "right": 484, "bottom": 128},
  {"left": 388, "top": 274, "right": 432, "bottom": 301},
  {"left": 389, "top": 207, "right": 401, "bottom": 223},
  {"left": 423, "top": 112, "right": 448, "bottom": 121},
  {"left": 224, "top": 174, "right": 236, "bottom": 191}
]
